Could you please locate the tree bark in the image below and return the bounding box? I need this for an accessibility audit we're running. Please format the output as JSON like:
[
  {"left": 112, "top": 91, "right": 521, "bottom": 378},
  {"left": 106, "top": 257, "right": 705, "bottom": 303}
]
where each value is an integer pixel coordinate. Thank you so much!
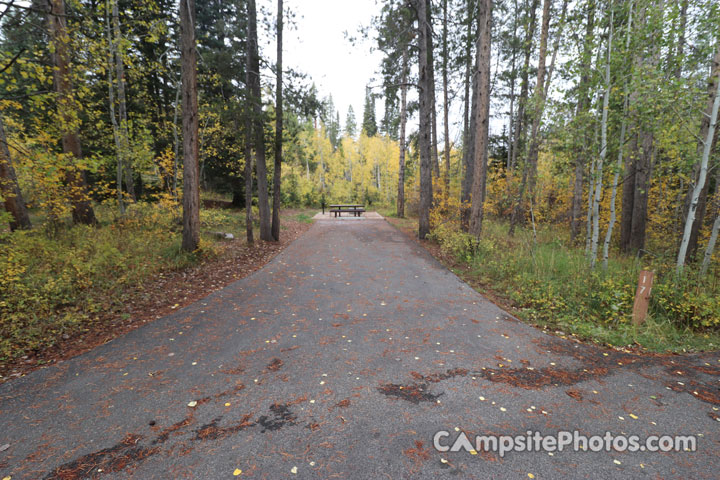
[
  {"left": 397, "top": 47, "right": 409, "bottom": 218},
  {"left": 603, "top": 0, "right": 633, "bottom": 270},
  {"left": 48, "top": 0, "right": 97, "bottom": 226},
  {"left": 621, "top": 0, "right": 659, "bottom": 255},
  {"left": 172, "top": 75, "right": 181, "bottom": 197},
  {"left": 105, "top": 0, "right": 124, "bottom": 214},
  {"left": 701, "top": 167, "right": 720, "bottom": 275},
  {"left": 590, "top": 6, "right": 613, "bottom": 268},
  {"left": 468, "top": 0, "right": 492, "bottom": 237},
  {"left": 244, "top": 115, "right": 254, "bottom": 243},
  {"left": 524, "top": 0, "right": 552, "bottom": 203},
  {"left": 427, "top": 0, "right": 440, "bottom": 180},
  {"left": 506, "top": 0, "right": 518, "bottom": 169},
  {"left": 415, "top": 0, "right": 433, "bottom": 239},
  {"left": 271, "top": 0, "right": 283, "bottom": 241},
  {"left": 180, "top": 0, "right": 199, "bottom": 252},
  {"left": 460, "top": 0, "right": 476, "bottom": 230},
  {"left": 442, "top": 0, "right": 451, "bottom": 195},
  {"left": 629, "top": 131, "right": 652, "bottom": 253},
  {"left": 247, "top": 0, "right": 272, "bottom": 241},
  {"left": 0, "top": 114, "right": 31, "bottom": 231},
  {"left": 510, "top": 0, "right": 539, "bottom": 171},
  {"left": 678, "top": 67, "right": 720, "bottom": 272},
  {"left": 509, "top": 0, "right": 550, "bottom": 235},
  {"left": 619, "top": 136, "right": 637, "bottom": 251},
  {"left": 570, "top": 0, "right": 595, "bottom": 242},
  {"left": 680, "top": 46, "right": 720, "bottom": 263},
  {"left": 112, "top": 1, "right": 135, "bottom": 201}
]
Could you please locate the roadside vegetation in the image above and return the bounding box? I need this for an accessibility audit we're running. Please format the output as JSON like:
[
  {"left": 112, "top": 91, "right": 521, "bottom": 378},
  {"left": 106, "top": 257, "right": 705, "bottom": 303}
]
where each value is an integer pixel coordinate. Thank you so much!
[
  {"left": 382, "top": 204, "right": 720, "bottom": 353},
  {"left": 0, "top": 198, "right": 312, "bottom": 366}
]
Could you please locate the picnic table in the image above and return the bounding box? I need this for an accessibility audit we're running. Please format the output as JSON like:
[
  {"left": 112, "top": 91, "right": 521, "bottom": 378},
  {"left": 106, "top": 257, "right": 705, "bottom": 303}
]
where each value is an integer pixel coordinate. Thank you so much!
[{"left": 329, "top": 204, "right": 366, "bottom": 217}]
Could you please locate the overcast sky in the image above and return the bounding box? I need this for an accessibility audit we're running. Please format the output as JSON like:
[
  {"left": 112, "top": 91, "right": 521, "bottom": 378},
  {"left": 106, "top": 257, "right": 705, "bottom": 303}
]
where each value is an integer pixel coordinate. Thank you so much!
[{"left": 258, "top": 0, "right": 384, "bottom": 130}]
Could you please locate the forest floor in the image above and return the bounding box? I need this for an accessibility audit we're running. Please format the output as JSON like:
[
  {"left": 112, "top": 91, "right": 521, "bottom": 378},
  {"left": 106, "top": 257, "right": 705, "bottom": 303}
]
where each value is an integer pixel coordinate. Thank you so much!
[
  {"left": 0, "top": 204, "right": 314, "bottom": 382},
  {"left": 1, "top": 216, "right": 718, "bottom": 478}
]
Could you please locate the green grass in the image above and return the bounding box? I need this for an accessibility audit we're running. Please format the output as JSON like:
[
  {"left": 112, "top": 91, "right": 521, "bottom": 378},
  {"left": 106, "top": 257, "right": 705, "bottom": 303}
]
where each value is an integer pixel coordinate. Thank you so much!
[
  {"left": 417, "top": 216, "right": 720, "bottom": 353},
  {"left": 376, "top": 205, "right": 399, "bottom": 218},
  {"left": 295, "top": 212, "right": 315, "bottom": 224}
]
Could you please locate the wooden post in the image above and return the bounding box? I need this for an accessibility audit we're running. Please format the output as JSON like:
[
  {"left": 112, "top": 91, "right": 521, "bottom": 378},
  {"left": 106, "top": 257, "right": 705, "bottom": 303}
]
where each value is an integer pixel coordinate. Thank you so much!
[{"left": 632, "top": 270, "right": 654, "bottom": 325}]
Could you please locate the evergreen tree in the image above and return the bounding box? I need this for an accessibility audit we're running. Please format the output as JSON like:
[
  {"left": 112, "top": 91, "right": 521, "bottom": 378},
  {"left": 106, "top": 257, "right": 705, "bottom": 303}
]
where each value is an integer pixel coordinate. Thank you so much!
[
  {"left": 362, "top": 87, "right": 378, "bottom": 136},
  {"left": 345, "top": 105, "right": 357, "bottom": 137},
  {"left": 323, "top": 95, "right": 340, "bottom": 149}
]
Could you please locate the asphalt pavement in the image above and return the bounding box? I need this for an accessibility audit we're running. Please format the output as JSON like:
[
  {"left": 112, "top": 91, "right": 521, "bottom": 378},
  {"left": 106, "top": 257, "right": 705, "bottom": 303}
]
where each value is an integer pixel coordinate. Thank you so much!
[{"left": 1, "top": 217, "right": 718, "bottom": 479}]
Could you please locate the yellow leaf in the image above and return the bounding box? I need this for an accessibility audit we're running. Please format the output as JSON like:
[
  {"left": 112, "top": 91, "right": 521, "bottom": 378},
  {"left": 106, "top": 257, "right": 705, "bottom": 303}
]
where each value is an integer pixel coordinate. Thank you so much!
[
  {"left": 233, "top": 468, "right": 242, "bottom": 476},
  {"left": 470, "top": 449, "right": 478, "bottom": 455},
  {"left": 528, "top": 474, "right": 535, "bottom": 479},
  {"left": 629, "top": 414, "right": 638, "bottom": 419},
  {"left": 291, "top": 466, "right": 298, "bottom": 474}
]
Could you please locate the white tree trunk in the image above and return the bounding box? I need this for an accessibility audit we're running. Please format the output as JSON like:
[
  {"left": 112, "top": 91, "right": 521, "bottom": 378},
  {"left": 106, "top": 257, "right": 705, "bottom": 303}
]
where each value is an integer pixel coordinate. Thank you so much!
[
  {"left": 590, "top": 10, "right": 613, "bottom": 268},
  {"left": 602, "top": 1, "right": 632, "bottom": 270},
  {"left": 585, "top": 156, "right": 596, "bottom": 254},
  {"left": 702, "top": 209, "right": 720, "bottom": 275},
  {"left": 677, "top": 70, "right": 720, "bottom": 273}
]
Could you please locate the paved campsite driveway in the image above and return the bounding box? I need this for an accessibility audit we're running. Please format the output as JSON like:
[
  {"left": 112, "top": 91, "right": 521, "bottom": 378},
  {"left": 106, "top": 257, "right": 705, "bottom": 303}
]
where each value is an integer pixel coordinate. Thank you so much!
[{"left": 1, "top": 217, "right": 719, "bottom": 479}]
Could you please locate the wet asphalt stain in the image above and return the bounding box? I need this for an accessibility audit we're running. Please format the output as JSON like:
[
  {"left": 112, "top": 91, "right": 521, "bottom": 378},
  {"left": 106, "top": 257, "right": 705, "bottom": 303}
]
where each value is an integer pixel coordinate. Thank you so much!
[
  {"left": 257, "top": 403, "right": 297, "bottom": 432},
  {"left": 377, "top": 382, "right": 443, "bottom": 404},
  {"left": 43, "top": 434, "right": 158, "bottom": 480},
  {"left": 195, "top": 414, "right": 254, "bottom": 441}
]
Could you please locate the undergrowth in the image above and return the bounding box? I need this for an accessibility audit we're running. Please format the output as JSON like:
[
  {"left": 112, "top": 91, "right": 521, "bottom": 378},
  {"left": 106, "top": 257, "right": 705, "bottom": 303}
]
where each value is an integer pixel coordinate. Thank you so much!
[{"left": 425, "top": 214, "right": 720, "bottom": 353}]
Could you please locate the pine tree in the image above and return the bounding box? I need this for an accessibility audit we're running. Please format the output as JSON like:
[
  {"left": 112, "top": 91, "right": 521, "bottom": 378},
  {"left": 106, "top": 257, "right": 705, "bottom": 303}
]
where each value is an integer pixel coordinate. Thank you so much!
[
  {"left": 180, "top": 0, "right": 200, "bottom": 252},
  {"left": 345, "top": 106, "right": 358, "bottom": 137},
  {"left": 362, "top": 88, "right": 378, "bottom": 136}
]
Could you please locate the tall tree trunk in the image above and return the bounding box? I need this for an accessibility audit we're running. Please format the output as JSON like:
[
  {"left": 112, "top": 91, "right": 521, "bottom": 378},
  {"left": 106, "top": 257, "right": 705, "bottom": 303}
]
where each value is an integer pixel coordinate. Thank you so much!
[
  {"left": 460, "top": 0, "right": 476, "bottom": 230},
  {"left": 701, "top": 168, "right": 720, "bottom": 275},
  {"left": 271, "top": 0, "right": 283, "bottom": 242},
  {"left": 427, "top": 0, "right": 440, "bottom": 180},
  {"left": 619, "top": 135, "right": 637, "bottom": 251},
  {"left": 105, "top": 0, "right": 124, "bottom": 214},
  {"left": 509, "top": 0, "right": 550, "bottom": 234},
  {"left": 629, "top": 131, "right": 653, "bottom": 253},
  {"left": 678, "top": 67, "right": 720, "bottom": 272},
  {"left": 621, "top": 1, "right": 659, "bottom": 255},
  {"left": 0, "top": 114, "right": 31, "bottom": 231},
  {"left": 416, "top": 0, "right": 433, "bottom": 239},
  {"left": 48, "top": 0, "right": 97, "bottom": 226},
  {"left": 244, "top": 29, "right": 255, "bottom": 244},
  {"left": 244, "top": 112, "right": 254, "bottom": 243},
  {"left": 172, "top": 75, "right": 181, "bottom": 197},
  {"left": 510, "top": 0, "right": 539, "bottom": 171},
  {"left": 112, "top": 1, "right": 135, "bottom": 201},
  {"left": 468, "top": 0, "right": 492, "bottom": 236},
  {"left": 680, "top": 46, "right": 720, "bottom": 263},
  {"left": 397, "top": 47, "right": 409, "bottom": 218},
  {"left": 247, "top": 0, "right": 272, "bottom": 241},
  {"left": 570, "top": 0, "right": 595, "bottom": 242},
  {"left": 590, "top": 5, "right": 613, "bottom": 268},
  {"left": 180, "top": 0, "right": 199, "bottom": 252},
  {"left": 524, "top": 0, "right": 551, "bottom": 203},
  {"left": 602, "top": 0, "right": 633, "bottom": 269},
  {"left": 506, "top": 0, "right": 518, "bottom": 169},
  {"left": 442, "top": 0, "right": 451, "bottom": 195}
]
